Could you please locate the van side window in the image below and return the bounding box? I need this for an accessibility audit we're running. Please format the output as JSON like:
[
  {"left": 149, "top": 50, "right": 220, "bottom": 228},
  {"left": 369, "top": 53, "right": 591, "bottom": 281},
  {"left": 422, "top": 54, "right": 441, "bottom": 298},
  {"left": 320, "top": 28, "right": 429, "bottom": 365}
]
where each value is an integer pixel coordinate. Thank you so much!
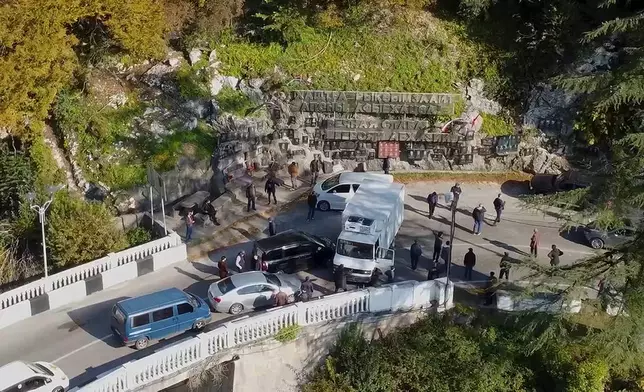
[
  {"left": 132, "top": 314, "right": 150, "bottom": 328},
  {"left": 177, "top": 302, "right": 193, "bottom": 315},
  {"left": 152, "top": 307, "right": 174, "bottom": 322},
  {"left": 352, "top": 184, "right": 360, "bottom": 192}
]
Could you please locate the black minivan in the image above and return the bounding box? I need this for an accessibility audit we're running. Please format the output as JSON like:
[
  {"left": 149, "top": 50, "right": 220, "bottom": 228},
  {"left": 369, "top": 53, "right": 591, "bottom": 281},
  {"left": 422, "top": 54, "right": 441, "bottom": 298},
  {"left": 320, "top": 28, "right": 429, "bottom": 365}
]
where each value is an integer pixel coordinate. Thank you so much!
[{"left": 252, "top": 230, "right": 335, "bottom": 273}]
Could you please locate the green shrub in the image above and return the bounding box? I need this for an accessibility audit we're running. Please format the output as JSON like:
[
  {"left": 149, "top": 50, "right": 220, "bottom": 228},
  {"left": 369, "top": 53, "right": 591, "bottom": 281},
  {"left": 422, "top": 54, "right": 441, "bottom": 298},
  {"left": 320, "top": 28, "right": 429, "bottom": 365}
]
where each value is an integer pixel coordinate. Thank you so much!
[
  {"left": 216, "top": 87, "right": 255, "bottom": 117},
  {"left": 274, "top": 324, "right": 301, "bottom": 342},
  {"left": 126, "top": 226, "right": 153, "bottom": 247},
  {"left": 47, "top": 192, "right": 127, "bottom": 268},
  {"left": 150, "top": 121, "right": 217, "bottom": 171},
  {"left": 176, "top": 60, "right": 211, "bottom": 99},
  {"left": 480, "top": 112, "right": 515, "bottom": 136},
  {"left": 0, "top": 149, "right": 35, "bottom": 219}
]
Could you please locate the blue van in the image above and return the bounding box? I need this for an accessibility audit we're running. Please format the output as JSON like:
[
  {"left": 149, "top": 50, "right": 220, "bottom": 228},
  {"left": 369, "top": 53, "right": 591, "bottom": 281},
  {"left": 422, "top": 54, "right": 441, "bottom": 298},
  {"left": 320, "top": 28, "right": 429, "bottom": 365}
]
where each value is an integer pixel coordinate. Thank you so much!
[{"left": 110, "top": 288, "right": 211, "bottom": 349}]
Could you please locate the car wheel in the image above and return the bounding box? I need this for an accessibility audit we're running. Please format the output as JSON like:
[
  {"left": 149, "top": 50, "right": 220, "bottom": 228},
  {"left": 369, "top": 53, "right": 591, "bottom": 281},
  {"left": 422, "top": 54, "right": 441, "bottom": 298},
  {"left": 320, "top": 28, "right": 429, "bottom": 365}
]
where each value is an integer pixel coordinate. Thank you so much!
[
  {"left": 318, "top": 201, "right": 330, "bottom": 211},
  {"left": 229, "top": 303, "right": 244, "bottom": 315},
  {"left": 53, "top": 387, "right": 64, "bottom": 392},
  {"left": 135, "top": 337, "right": 149, "bottom": 350},
  {"left": 590, "top": 238, "right": 604, "bottom": 249},
  {"left": 193, "top": 319, "right": 206, "bottom": 330}
]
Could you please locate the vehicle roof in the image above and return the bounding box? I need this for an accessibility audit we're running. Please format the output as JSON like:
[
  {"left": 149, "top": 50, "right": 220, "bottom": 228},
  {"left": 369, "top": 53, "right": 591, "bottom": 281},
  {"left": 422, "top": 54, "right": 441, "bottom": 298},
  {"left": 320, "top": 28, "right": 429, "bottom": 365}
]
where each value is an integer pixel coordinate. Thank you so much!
[
  {"left": 255, "top": 230, "right": 315, "bottom": 251},
  {"left": 338, "top": 172, "right": 393, "bottom": 184},
  {"left": 230, "top": 271, "right": 267, "bottom": 287},
  {"left": 343, "top": 182, "right": 404, "bottom": 221},
  {"left": 117, "top": 288, "right": 188, "bottom": 315},
  {"left": 338, "top": 229, "right": 380, "bottom": 244},
  {"left": 0, "top": 361, "right": 37, "bottom": 387}
]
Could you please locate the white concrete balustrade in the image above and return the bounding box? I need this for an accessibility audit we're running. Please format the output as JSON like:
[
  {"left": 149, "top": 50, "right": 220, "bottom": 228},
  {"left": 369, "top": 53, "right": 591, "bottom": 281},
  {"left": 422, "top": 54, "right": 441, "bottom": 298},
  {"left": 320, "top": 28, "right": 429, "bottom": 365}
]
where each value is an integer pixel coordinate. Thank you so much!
[{"left": 79, "top": 279, "right": 454, "bottom": 392}]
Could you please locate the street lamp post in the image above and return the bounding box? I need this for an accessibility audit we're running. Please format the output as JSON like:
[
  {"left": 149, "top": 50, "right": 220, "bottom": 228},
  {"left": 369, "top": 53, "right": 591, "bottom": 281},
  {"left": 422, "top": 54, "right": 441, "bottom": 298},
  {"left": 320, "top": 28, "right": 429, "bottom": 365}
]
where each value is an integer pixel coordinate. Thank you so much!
[
  {"left": 27, "top": 187, "right": 61, "bottom": 280},
  {"left": 446, "top": 192, "right": 458, "bottom": 307}
]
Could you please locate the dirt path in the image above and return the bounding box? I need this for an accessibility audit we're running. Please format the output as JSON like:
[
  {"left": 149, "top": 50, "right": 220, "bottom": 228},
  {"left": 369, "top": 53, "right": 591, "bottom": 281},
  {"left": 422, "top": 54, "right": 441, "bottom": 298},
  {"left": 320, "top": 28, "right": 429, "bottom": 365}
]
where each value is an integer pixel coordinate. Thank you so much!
[{"left": 43, "top": 124, "right": 81, "bottom": 192}]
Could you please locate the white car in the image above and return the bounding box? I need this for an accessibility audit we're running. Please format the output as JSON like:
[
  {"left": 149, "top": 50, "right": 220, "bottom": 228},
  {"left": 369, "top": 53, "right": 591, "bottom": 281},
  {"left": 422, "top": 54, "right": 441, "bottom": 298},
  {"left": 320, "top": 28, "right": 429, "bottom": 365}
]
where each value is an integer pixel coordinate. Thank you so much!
[
  {"left": 0, "top": 361, "right": 69, "bottom": 392},
  {"left": 313, "top": 172, "right": 393, "bottom": 211}
]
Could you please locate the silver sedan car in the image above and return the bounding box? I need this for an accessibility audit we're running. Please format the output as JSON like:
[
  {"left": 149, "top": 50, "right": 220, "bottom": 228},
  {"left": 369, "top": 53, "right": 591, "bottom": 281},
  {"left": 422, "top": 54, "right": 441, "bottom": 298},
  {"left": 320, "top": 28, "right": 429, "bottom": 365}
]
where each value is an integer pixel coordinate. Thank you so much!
[{"left": 207, "top": 271, "right": 302, "bottom": 314}]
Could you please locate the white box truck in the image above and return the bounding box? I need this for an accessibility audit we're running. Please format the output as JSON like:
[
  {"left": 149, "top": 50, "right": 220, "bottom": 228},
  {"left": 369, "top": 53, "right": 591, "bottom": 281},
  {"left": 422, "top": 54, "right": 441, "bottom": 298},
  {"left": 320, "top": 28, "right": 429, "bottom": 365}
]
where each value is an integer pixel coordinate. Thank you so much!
[{"left": 333, "top": 181, "right": 405, "bottom": 282}]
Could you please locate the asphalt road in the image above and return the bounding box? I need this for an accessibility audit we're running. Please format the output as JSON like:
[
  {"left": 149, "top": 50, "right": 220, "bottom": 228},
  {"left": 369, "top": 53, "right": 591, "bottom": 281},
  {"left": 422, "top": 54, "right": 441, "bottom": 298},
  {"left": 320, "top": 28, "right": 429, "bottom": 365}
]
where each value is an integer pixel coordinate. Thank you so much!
[{"left": 0, "top": 180, "right": 596, "bottom": 388}]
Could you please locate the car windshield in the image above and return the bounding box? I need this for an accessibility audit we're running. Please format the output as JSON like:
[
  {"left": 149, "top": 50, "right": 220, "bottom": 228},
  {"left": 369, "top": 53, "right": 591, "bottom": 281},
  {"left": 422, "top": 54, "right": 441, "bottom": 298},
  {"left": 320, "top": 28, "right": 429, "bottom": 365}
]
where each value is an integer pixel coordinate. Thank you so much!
[
  {"left": 264, "top": 273, "right": 281, "bottom": 286},
  {"left": 337, "top": 239, "right": 373, "bottom": 259},
  {"left": 217, "top": 278, "right": 236, "bottom": 294},
  {"left": 186, "top": 292, "right": 199, "bottom": 307},
  {"left": 320, "top": 174, "right": 341, "bottom": 191},
  {"left": 27, "top": 362, "right": 53, "bottom": 376}
]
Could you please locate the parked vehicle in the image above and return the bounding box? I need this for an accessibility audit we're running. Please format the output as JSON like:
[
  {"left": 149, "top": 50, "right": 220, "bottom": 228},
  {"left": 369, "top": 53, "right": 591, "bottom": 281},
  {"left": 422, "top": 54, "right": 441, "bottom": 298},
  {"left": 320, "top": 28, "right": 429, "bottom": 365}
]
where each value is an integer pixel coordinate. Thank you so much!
[
  {"left": 333, "top": 181, "right": 405, "bottom": 283},
  {"left": 582, "top": 220, "right": 637, "bottom": 249},
  {"left": 252, "top": 230, "right": 335, "bottom": 273},
  {"left": 207, "top": 271, "right": 302, "bottom": 314},
  {"left": 529, "top": 171, "right": 590, "bottom": 194},
  {"left": 110, "top": 288, "right": 211, "bottom": 350},
  {"left": 312, "top": 172, "right": 393, "bottom": 211},
  {"left": 0, "top": 361, "right": 68, "bottom": 392}
]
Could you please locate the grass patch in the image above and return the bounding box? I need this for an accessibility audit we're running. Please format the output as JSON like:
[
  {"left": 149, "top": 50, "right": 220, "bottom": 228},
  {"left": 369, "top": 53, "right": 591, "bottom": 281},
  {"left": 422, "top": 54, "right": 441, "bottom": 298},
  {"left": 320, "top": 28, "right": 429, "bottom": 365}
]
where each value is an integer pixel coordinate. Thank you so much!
[
  {"left": 480, "top": 112, "right": 515, "bottom": 136},
  {"left": 149, "top": 120, "right": 217, "bottom": 171},
  {"left": 176, "top": 60, "right": 211, "bottom": 99},
  {"left": 216, "top": 86, "right": 255, "bottom": 117},
  {"left": 392, "top": 171, "right": 531, "bottom": 184},
  {"left": 274, "top": 324, "right": 301, "bottom": 343}
]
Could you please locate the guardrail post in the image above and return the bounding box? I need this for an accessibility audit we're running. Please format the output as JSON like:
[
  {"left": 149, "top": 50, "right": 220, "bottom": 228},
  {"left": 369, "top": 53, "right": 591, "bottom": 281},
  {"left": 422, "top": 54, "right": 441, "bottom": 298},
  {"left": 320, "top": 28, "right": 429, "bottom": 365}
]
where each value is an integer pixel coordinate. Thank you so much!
[
  {"left": 197, "top": 333, "right": 209, "bottom": 357},
  {"left": 107, "top": 252, "right": 118, "bottom": 268},
  {"left": 294, "top": 302, "right": 307, "bottom": 326},
  {"left": 120, "top": 363, "right": 134, "bottom": 389}
]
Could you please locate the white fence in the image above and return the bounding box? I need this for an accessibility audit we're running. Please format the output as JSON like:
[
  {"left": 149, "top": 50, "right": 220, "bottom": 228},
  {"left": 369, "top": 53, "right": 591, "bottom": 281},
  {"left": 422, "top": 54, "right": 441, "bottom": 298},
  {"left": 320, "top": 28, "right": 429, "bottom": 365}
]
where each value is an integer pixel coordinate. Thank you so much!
[
  {"left": 79, "top": 278, "right": 454, "bottom": 392},
  {"left": 0, "top": 232, "right": 183, "bottom": 310}
]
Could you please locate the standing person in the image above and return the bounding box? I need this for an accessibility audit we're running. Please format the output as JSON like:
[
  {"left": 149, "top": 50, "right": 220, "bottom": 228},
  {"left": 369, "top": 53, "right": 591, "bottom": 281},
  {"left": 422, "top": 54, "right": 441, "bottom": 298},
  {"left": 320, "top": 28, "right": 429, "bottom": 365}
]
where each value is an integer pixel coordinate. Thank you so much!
[
  {"left": 301, "top": 276, "right": 314, "bottom": 301},
  {"left": 548, "top": 245, "right": 563, "bottom": 267},
  {"left": 530, "top": 229, "right": 540, "bottom": 257},
  {"left": 235, "top": 250, "right": 246, "bottom": 273},
  {"left": 427, "top": 191, "right": 438, "bottom": 219},
  {"left": 251, "top": 254, "right": 259, "bottom": 271},
  {"left": 217, "top": 256, "right": 229, "bottom": 279},
  {"left": 268, "top": 217, "right": 276, "bottom": 236},
  {"left": 432, "top": 232, "right": 443, "bottom": 263},
  {"left": 264, "top": 176, "right": 278, "bottom": 205},
  {"left": 440, "top": 241, "right": 451, "bottom": 270},
  {"left": 450, "top": 183, "right": 462, "bottom": 205},
  {"left": 410, "top": 240, "right": 422, "bottom": 270},
  {"left": 463, "top": 248, "right": 476, "bottom": 281},
  {"left": 306, "top": 191, "right": 317, "bottom": 221},
  {"left": 484, "top": 272, "right": 498, "bottom": 305},
  {"left": 204, "top": 201, "right": 220, "bottom": 226},
  {"left": 499, "top": 252, "right": 511, "bottom": 280},
  {"left": 246, "top": 183, "right": 257, "bottom": 212},
  {"left": 493, "top": 193, "right": 505, "bottom": 224},
  {"left": 334, "top": 264, "right": 347, "bottom": 293},
  {"left": 472, "top": 204, "right": 486, "bottom": 235},
  {"left": 288, "top": 161, "right": 299, "bottom": 189},
  {"left": 309, "top": 158, "right": 320, "bottom": 185},
  {"left": 185, "top": 210, "right": 195, "bottom": 242},
  {"left": 383, "top": 156, "right": 391, "bottom": 174}
]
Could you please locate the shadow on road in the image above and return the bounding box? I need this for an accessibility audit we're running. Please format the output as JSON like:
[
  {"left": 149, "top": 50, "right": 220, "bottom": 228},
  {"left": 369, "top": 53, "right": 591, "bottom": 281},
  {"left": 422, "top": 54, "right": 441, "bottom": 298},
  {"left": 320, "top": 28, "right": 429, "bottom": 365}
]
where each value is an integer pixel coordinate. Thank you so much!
[
  {"left": 500, "top": 180, "right": 530, "bottom": 197},
  {"left": 66, "top": 297, "right": 129, "bottom": 348},
  {"left": 483, "top": 238, "right": 530, "bottom": 257}
]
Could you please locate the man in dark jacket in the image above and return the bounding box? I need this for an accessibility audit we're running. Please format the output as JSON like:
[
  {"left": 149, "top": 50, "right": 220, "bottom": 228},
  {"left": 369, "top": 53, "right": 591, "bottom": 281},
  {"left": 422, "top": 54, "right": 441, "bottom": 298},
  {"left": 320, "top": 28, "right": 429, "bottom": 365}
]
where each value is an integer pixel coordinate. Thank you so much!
[
  {"left": 463, "top": 248, "right": 476, "bottom": 281},
  {"left": 499, "top": 252, "right": 511, "bottom": 280},
  {"left": 450, "top": 183, "right": 462, "bottom": 205},
  {"left": 268, "top": 217, "right": 276, "bottom": 236},
  {"left": 246, "top": 183, "right": 257, "bottom": 212},
  {"left": 264, "top": 177, "right": 278, "bottom": 205},
  {"left": 306, "top": 191, "right": 317, "bottom": 221},
  {"left": 301, "top": 276, "right": 314, "bottom": 301},
  {"left": 548, "top": 245, "right": 563, "bottom": 266},
  {"left": 383, "top": 156, "right": 391, "bottom": 174},
  {"left": 334, "top": 264, "right": 347, "bottom": 293},
  {"left": 410, "top": 240, "right": 422, "bottom": 270},
  {"left": 310, "top": 159, "right": 320, "bottom": 185},
  {"left": 427, "top": 191, "right": 438, "bottom": 219},
  {"left": 493, "top": 193, "right": 505, "bottom": 224},
  {"left": 472, "top": 204, "right": 486, "bottom": 235},
  {"left": 432, "top": 232, "right": 443, "bottom": 263},
  {"left": 484, "top": 272, "right": 498, "bottom": 305}
]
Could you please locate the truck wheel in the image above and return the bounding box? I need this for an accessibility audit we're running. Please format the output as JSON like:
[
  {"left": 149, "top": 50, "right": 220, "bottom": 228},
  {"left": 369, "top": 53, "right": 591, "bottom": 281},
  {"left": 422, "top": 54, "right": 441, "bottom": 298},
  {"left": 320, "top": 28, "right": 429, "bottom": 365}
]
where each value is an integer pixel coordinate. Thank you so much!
[{"left": 318, "top": 201, "right": 330, "bottom": 211}]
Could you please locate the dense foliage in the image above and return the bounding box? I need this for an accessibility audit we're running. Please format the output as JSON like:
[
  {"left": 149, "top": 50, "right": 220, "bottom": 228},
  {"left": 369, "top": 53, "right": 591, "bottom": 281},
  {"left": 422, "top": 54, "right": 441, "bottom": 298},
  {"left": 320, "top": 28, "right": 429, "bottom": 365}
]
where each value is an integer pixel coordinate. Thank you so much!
[{"left": 304, "top": 315, "right": 614, "bottom": 392}]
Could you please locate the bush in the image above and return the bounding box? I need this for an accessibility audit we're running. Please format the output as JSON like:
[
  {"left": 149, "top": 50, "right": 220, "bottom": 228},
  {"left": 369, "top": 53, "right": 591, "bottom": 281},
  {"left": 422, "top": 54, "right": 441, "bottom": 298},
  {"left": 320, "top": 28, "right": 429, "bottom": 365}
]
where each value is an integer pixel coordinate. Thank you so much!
[
  {"left": 176, "top": 60, "right": 211, "bottom": 99},
  {"left": 216, "top": 87, "right": 255, "bottom": 117},
  {"left": 47, "top": 192, "right": 127, "bottom": 268},
  {"left": 126, "top": 227, "right": 153, "bottom": 247},
  {"left": 480, "top": 112, "right": 515, "bottom": 136},
  {"left": 0, "top": 149, "right": 35, "bottom": 219},
  {"left": 274, "top": 324, "right": 301, "bottom": 342}
]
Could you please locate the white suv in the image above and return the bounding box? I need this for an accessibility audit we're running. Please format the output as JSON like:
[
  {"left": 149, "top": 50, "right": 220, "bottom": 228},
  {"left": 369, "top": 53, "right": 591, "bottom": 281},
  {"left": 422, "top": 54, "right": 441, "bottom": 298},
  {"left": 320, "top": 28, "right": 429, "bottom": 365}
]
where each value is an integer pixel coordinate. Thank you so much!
[{"left": 313, "top": 172, "right": 393, "bottom": 211}]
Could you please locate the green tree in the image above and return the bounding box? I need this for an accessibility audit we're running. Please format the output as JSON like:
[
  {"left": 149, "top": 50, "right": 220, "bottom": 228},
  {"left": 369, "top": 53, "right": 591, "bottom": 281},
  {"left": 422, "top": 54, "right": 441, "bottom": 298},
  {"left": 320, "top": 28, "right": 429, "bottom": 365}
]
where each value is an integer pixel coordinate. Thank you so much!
[
  {"left": 46, "top": 192, "right": 127, "bottom": 268},
  {"left": 0, "top": 149, "right": 35, "bottom": 219}
]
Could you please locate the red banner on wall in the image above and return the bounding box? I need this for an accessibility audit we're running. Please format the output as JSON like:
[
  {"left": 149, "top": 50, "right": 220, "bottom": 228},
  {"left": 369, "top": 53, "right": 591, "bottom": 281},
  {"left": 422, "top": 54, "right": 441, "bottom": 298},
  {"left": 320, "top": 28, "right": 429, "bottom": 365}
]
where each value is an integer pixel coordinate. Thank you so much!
[{"left": 378, "top": 141, "right": 400, "bottom": 159}]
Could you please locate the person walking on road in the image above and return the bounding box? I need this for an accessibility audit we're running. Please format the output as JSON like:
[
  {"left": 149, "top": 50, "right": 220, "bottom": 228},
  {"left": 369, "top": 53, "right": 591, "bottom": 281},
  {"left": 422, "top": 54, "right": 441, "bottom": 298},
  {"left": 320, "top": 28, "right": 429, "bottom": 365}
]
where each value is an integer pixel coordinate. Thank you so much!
[
  {"left": 306, "top": 191, "right": 317, "bottom": 221},
  {"left": 499, "top": 252, "right": 511, "bottom": 280},
  {"left": 246, "top": 183, "right": 257, "bottom": 212},
  {"left": 530, "top": 229, "right": 540, "bottom": 257},
  {"left": 427, "top": 191, "right": 438, "bottom": 219},
  {"left": 410, "top": 240, "right": 422, "bottom": 270},
  {"left": 288, "top": 161, "right": 299, "bottom": 189},
  {"left": 472, "top": 204, "right": 486, "bottom": 235},
  {"left": 463, "top": 248, "right": 476, "bottom": 281},
  {"left": 264, "top": 176, "right": 278, "bottom": 205},
  {"left": 185, "top": 210, "right": 195, "bottom": 242},
  {"left": 548, "top": 245, "right": 563, "bottom": 267},
  {"left": 235, "top": 250, "right": 246, "bottom": 273},
  {"left": 334, "top": 264, "right": 348, "bottom": 293},
  {"left": 450, "top": 183, "right": 462, "bottom": 205},
  {"left": 432, "top": 232, "right": 443, "bottom": 263},
  {"left": 484, "top": 272, "right": 498, "bottom": 306},
  {"left": 217, "top": 256, "right": 229, "bottom": 279},
  {"left": 310, "top": 158, "right": 321, "bottom": 185},
  {"left": 383, "top": 156, "right": 392, "bottom": 174},
  {"left": 493, "top": 193, "right": 505, "bottom": 224},
  {"left": 301, "top": 276, "right": 314, "bottom": 301},
  {"left": 268, "top": 217, "right": 276, "bottom": 236}
]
